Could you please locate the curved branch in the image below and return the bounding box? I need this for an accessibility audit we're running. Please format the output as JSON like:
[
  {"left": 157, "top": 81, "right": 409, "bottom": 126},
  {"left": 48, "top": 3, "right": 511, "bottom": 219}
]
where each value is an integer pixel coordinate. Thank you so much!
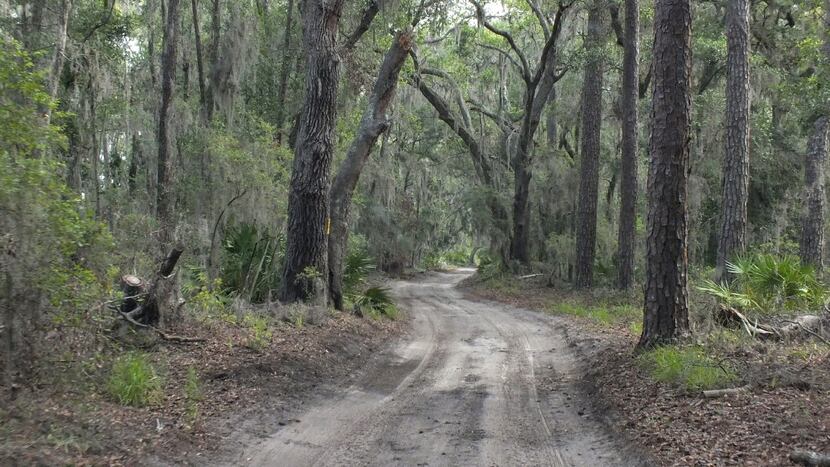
[{"left": 470, "top": 0, "right": 532, "bottom": 83}]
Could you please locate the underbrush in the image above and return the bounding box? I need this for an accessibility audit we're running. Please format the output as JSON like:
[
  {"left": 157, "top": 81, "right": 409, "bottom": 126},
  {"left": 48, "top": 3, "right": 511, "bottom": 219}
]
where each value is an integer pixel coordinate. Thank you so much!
[
  {"left": 107, "top": 353, "right": 163, "bottom": 407},
  {"left": 638, "top": 346, "right": 738, "bottom": 392}
]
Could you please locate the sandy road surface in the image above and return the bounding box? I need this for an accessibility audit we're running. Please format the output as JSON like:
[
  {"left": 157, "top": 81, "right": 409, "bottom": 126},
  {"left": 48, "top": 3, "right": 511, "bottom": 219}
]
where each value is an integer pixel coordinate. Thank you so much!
[{"left": 239, "top": 270, "right": 645, "bottom": 466}]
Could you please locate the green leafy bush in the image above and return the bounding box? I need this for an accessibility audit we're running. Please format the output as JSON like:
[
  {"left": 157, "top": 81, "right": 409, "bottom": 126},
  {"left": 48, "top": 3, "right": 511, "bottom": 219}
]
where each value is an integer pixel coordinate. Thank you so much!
[
  {"left": 107, "top": 353, "right": 163, "bottom": 406},
  {"left": 343, "top": 248, "right": 376, "bottom": 295},
  {"left": 698, "top": 254, "right": 827, "bottom": 314},
  {"left": 639, "top": 346, "right": 737, "bottom": 391},
  {"left": 221, "top": 223, "right": 283, "bottom": 303},
  {"left": 355, "top": 286, "right": 398, "bottom": 319}
]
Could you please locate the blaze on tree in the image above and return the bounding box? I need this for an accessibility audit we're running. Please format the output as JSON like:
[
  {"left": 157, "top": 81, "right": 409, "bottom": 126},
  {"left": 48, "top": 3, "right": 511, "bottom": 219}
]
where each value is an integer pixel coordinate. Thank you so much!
[
  {"left": 716, "top": 0, "right": 751, "bottom": 281},
  {"left": 279, "top": 0, "right": 346, "bottom": 303},
  {"left": 574, "top": 1, "right": 607, "bottom": 288},
  {"left": 638, "top": 0, "right": 692, "bottom": 349},
  {"left": 799, "top": 116, "right": 829, "bottom": 270}
]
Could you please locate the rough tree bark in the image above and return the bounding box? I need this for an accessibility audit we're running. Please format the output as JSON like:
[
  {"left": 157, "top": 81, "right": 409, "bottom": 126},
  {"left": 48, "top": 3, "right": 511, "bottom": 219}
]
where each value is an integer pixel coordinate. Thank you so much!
[
  {"left": 716, "top": 0, "right": 751, "bottom": 281},
  {"left": 47, "top": 0, "right": 71, "bottom": 105},
  {"left": 275, "top": 0, "right": 296, "bottom": 144},
  {"left": 328, "top": 31, "right": 413, "bottom": 310},
  {"left": 279, "top": 0, "right": 346, "bottom": 304},
  {"left": 157, "top": 0, "right": 180, "bottom": 243},
  {"left": 617, "top": 0, "right": 639, "bottom": 289},
  {"left": 191, "top": 0, "right": 207, "bottom": 116},
  {"left": 799, "top": 117, "right": 829, "bottom": 269},
  {"left": 638, "top": 0, "right": 692, "bottom": 349},
  {"left": 575, "top": 2, "right": 606, "bottom": 288}
]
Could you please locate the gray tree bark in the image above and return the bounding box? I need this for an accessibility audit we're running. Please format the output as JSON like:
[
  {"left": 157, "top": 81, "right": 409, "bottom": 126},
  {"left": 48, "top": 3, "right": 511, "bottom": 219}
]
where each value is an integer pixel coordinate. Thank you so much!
[
  {"left": 279, "top": 0, "right": 346, "bottom": 303},
  {"left": 157, "top": 0, "right": 180, "bottom": 243},
  {"left": 638, "top": 0, "right": 692, "bottom": 349},
  {"left": 617, "top": 0, "right": 639, "bottom": 289},
  {"left": 716, "top": 0, "right": 751, "bottom": 281},
  {"left": 328, "top": 31, "right": 413, "bottom": 310},
  {"left": 799, "top": 117, "right": 829, "bottom": 270}
]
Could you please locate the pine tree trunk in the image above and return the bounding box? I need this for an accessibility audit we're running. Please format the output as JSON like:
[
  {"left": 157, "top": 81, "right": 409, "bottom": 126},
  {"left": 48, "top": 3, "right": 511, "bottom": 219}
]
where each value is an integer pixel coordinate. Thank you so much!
[
  {"left": 638, "top": 0, "right": 692, "bottom": 349},
  {"left": 716, "top": 0, "right": 751, "bottom": 281},
  {"left": 617, "top": 0, "right": 639, "bottom": 290},
  {"left": 575, "top": 3, "right": 606, "bottom": 288},
  {"left": 279, "top": 0, "right": 345, "bottom": 304},
  {"left": 328, "top": 31, "right": 413, "bottom": 310},
  {"left": 799, "top": 117, "right": 829, "bottom": 270},
  {"left": 157, "top": 0, "right": 180, "bottom": 243}
]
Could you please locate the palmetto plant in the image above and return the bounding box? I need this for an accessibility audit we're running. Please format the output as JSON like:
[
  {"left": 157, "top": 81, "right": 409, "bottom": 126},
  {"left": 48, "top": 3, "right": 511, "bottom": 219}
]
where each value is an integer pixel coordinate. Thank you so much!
[
  {"left": 698, "top": 254, "right": 827, "bottom": 314},
  {"left": 221, "top": 223, "right": 284, "bottom": 303}
]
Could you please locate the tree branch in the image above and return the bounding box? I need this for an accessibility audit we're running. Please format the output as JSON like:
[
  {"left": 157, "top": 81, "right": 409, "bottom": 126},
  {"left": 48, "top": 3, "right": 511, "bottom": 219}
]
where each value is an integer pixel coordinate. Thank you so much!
[
  {"left": 342, "top": 0, "right": 379, "bottom": 51},
  {"left": 470, "top": 0, "right": 532, "bottom": 83}
]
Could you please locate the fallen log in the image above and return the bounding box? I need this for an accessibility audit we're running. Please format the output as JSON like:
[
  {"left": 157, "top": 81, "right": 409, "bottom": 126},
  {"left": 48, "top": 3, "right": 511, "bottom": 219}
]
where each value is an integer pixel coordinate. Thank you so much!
[
  {"left": 790, "top": 449, "right": 830, "bottom": 467},
  {"left": 714, "top": 305, "right": 828, "bottom": 343}
]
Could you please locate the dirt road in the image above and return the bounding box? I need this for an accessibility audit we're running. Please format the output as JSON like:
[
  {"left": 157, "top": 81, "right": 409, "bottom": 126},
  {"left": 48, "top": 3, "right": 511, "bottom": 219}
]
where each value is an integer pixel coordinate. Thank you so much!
[{"left": 240, "top": 271, "right": 645, "bottom": 466}]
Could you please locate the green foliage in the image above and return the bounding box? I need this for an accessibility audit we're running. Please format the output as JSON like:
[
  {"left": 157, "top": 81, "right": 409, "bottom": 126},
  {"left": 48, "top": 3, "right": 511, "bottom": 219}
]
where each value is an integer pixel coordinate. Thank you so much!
[
  {"left": 221, "top": 223, "right": 283, "bottom": 303},
  {"left": 552, "top": 302, "right": 641, "bottom": 327},
  {"left": 0, "top": 37, "right": 111, "bottom": 336},
  {"left": 355, "top": 286, "right": 398, "bottom": 319},
  {"left": 184, "top": 367, "right": 203, "bottom": 425},
  {"left": 343, "top": 248, "right": 376, "bottom": 295},
  {"left": 698, "top": 254, "right": 827, "bottom": 314},
  {"left": 243, "top": 314, "right": 273, "bottom": 350},
  {"left": 107, "top": 353, "right": 163, "bottom": 407},
  {"left": 638, "top": 346, "right": 737, "bottom": 392}
]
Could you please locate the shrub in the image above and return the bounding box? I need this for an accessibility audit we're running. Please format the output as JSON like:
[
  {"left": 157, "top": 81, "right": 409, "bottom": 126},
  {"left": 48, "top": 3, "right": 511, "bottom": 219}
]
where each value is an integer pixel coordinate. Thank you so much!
[
  {"left": 343, "top": 248, "right": 375, "bottom": 295},
  {"left": 243, "top": 314, "right": 273, "bottom": 350},
  {"left": 698, "top": 254, "right": 828, "bottom": 314},
  {"left": 639, "top": 346, "right": 737, "bottom": 391},
  {"left": 107, "top": 353, "right": 163, "bottom": 406},
  {"left": 355, "top": 286, "right": 398, "bottom": 319},
  {"left": 221, "top": 223, "right": 283, "bottom": 303}
]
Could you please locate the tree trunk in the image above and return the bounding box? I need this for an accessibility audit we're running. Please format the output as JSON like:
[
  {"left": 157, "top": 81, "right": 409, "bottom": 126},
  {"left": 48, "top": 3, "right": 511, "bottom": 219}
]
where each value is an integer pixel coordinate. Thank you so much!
[
  {"left": 800, "top": 117, "right": 829, "bottom": 269},
  {"left": 191, "top": 0, "right": 207, "bottom": 116},
  {"left": 47, "top": 0, "right": 71, "bottom": 104},
  {"left": 638, "top": 0, "right": 692, "bottom": 349},
  {"left": 328, "top": 31, "right": 413, "bottom": 310},
  {"left": 617, "top": 0, "right": 639, "bottom": 289},
  {"left": 157, "top": 0, "right": 180, "bottom": 243},
  {"left": 575, "top": 3, "right": 606, "bottom": 288},
  {"left": 279, "top": 0, "right": 346, "bottom": 304},
  {"left": 205, "top": 0, "right": 220, "bottom": 120},
  {"left": 275, "top": 0, "right": 296, "bottom": 144},
  {"left": 716, "top": 0, "right": 751, "bottom": 281}
]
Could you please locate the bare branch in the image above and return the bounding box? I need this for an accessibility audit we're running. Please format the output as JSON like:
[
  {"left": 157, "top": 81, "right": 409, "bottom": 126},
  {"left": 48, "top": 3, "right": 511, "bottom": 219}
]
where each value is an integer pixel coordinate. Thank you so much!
[
  {"left": 526, "top": 0, "right": 551, "bottom": 39},
  {"left": 342, "top": 0, "right": 379, "bottom": 51}
]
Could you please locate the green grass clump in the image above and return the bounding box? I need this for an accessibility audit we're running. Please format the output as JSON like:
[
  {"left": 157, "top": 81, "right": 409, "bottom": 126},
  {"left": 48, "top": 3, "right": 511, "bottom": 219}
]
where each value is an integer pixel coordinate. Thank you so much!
[
  {"left": 553, "top": 302, "right": 640, "bottom": 327},
  {"left": 107, "top": 353, "right": 163, "bottom": 406},
  {"left": 639, "top": 346, "right": 737, "bottom": 391}
]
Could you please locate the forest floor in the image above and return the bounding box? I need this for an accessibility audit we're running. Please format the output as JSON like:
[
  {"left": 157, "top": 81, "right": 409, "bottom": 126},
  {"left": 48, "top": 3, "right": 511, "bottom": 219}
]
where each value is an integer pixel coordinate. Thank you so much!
[
  {"left": 463, "top": 272, "right": 830, "bottom": 467},
  {"left": 0, "top": 308, "right": 401, "bottom": 465}
]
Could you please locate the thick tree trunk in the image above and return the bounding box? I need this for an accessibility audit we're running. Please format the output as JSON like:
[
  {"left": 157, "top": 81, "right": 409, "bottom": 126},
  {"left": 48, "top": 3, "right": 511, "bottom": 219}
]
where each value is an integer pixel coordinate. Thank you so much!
[
  {"left": 47, "top": 0, "right": 71, "bottom": 105},
  {"left": 328, "top": 31, "right": 413, "bottom": 310},
  {"left": 157, "top": 0, "right": 180, "bottom": 243},
  {"left": 575, "top": 3, "right": 606, "bottom": 288},
  {"left": 275, "top": 0, "right": 296, "bottom": 144},
  {"left": 279, "top": 0, "right": 346, "bottom": 304},
  {"left": 800, "top": 117, "right": 829, "bottom": 269},
  {"left": 191, "top": 0, "right": 207, "bottom": 116},
  {"left": 716, "top": 0, "right": 751, "bottom": 280},
  {"left": 509, "top": 164, "right": 532, "bottom": 265},
  {"left": 638, "top": 0, "right": 692, "bottom": 349},
  {"left": 617, "top": 0, "right": 639, "bottom": 289}
]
